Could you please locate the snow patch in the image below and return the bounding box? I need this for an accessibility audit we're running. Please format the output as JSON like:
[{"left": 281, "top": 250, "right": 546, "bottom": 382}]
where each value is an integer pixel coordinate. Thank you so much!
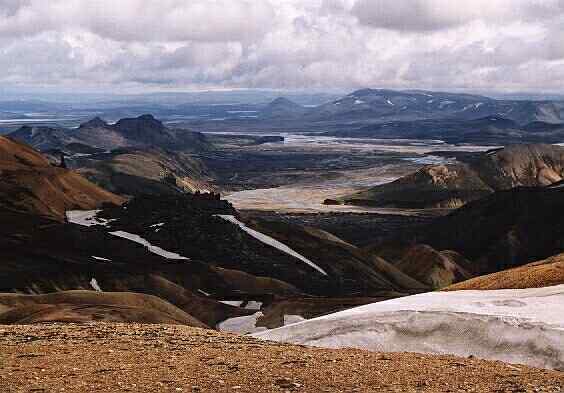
[
  {"left": 439, "top": 100, "right": 456, "bottom": 109},
  {"left": 245, "top": 301, "right": 263, "bottom": 311},
  {"left": 216, "top": 215, "right": 328, "bottom": 276},
  {"left": 91, "top": 256, "right": 112, "bottom": 262},
  {"left": 386, "top": 99, "right": 394, "bottom": 106},
  {"left": 402, "top": 155, "right": 453, "bottom": 165},
  {"left": 66, "top": 210, "right": 115, "bottom": 227},
  {"left": 284, "top": 315, "right": 306, "bottom": 326},
  {"left": 218, "top": 312, "right": 267, "bottom": 334},
  {"left": 90, "top": 278, "right": 102, "bottom": 292},
  {"left": 220, "top": 301, "right": 244, "bottom": 307},
  {"left": 354, "top": 99, "right": 365, "bottom": 105},
  {"left": 253, "top": 285, "right": 564, "bottom": 370},
  {"left": 109, "top": 231, "right": 190, "bottom": 261}
]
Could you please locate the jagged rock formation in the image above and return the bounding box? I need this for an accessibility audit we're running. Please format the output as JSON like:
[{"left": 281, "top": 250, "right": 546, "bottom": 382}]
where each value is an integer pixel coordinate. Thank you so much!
[{"left": 9, "top": 114, "right": 213, "bottom": 152}]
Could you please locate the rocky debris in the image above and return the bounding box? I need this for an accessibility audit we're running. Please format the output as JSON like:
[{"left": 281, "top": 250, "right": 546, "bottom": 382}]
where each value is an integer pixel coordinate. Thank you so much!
[{"left": 0, "top": 323, "right": 562, "bottom": 392}]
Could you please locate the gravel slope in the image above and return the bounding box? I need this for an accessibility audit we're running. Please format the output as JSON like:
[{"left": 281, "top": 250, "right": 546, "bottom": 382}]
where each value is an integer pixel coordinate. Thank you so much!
[{"left": 1, "top": 323, "right": 563, "bottom": 393}]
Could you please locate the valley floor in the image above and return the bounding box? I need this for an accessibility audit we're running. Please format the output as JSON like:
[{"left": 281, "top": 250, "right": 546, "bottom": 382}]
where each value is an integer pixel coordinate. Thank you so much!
[{"left": 1, "top": 323, "right": 562, "bottom": 393}]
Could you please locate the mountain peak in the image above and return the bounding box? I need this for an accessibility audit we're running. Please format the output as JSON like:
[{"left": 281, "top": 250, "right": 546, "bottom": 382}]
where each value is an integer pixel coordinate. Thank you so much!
[
  {"left": 269, "top": 97, "right": 299, "bottom": 107},
  {"left": 79, "top": 116, "right": 108, "bottom": 129},
  {"left": 137, "top": 114, "right": 157, "bottom": 121},
  {"left": 113, "top": 114, "right": 166, "bottom": 134},
  {"left": 261, "top": 97, "right": 306, "bottom": 119}
]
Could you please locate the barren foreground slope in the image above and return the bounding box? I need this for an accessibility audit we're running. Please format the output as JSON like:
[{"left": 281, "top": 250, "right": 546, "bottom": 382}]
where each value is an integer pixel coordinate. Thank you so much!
[
  {"left": 445, "top": 253, "right": 564, "bottom": 291},
  {"left": 1, "top": 323, "right": 563, "bottom": 393}
]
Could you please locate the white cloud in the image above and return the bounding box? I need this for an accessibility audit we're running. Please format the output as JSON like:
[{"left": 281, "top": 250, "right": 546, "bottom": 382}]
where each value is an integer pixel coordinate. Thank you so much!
[
  {"left": 351, "top": 0, "right": 564, "bottom": 32},
  {"left": 0, "top": 0, "right": 563, "bottom": 92},
  {"left": 0, "top": 0, "right": 275, "bottom": 42}
]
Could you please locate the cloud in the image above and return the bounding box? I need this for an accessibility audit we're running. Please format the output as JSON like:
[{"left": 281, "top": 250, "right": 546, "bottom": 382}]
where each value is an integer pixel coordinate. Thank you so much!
[
  {"left": 0, "top": 0, "right": 29, "bottom": 16},
  {"left": 0, "top": 0, "right": 563, "bottom": 92},
  {"left": 0, "top": 0, "right": 275, "bottom": 42},
  {"left": 351, "top": 0, "right": 564, "bottom": 32}
]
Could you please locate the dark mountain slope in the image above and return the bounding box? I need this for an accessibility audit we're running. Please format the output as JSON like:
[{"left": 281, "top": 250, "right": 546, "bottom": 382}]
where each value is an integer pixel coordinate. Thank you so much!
[
  {"left": 369, "top": 187, "right": 564, "bottom": 275},
  {"left": 247, "top": 218, "right": 429, "bottom": 294},
  {"left": 97, "top": 195, "right": 422, "bottom": 297},
  {"left": 0, "top": 208, "right": 289, "bottom": 326}
]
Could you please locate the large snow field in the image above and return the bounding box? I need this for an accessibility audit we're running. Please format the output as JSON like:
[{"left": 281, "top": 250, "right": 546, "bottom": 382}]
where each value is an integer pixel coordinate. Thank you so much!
[{"left": 253, "top": 285, "right": 564, "bottom": 370}]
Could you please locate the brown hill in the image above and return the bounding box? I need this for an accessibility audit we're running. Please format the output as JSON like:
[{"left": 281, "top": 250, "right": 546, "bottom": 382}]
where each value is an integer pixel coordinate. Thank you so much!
[
  {"left": 338, "top": 144, "right": 564, "bottom": 208},
  {"left": 0, "top": 291, "right": 207, "bottom": 326},
  {"left": 395, "top": 245, "right": 474, "bottom": 289},
  {"left": 338, "top": 164, "right": 491, "bottom": 209},
  {"left": 0, "top": 136, "right": 124, "bottom": 221},
  {"left": 444, "top": 253, "right": 564, "bottom": 291},
  {"left": 75, "top": 148, "right": 216, "bottom": 197}
]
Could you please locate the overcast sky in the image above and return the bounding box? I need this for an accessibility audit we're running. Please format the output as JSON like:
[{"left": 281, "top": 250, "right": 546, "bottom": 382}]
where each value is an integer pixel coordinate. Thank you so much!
[{"left": 1, "top": 0, "right": 563, "bottom": 93}]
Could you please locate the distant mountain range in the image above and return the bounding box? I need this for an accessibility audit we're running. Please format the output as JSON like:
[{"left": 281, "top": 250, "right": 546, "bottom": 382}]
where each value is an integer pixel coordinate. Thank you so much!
[
  {"left": 322, "top": 115, "right": 564, "bottom": 144},
  {"left": 2, "top": 88, "right": 563, "bottom": 135},
  {"left": 251, "top": 89, "right": 564, "bottom": 144},
  {"left": 304, "top": 89, "right": 564, "bottom": 124},
  {"left": 248, "top": 88, "right": 564, "bottom": 129}
]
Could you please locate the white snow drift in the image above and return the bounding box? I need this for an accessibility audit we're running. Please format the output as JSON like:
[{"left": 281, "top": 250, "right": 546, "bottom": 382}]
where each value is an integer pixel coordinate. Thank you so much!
[
  {"left": 66, "top": 210, "right": 114, "bottom": 227},
  {"left": 216, "top": 215, "right": 328, "bottom": 276},
  {"left": 109, "top": 231, "right": 190, "bottom": 261},
  {"left": 218, "top": 312, "right": 268, "bottom": 334},
  {"left": 253, "top": 285, "right": 564, "bottom": 370}
]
